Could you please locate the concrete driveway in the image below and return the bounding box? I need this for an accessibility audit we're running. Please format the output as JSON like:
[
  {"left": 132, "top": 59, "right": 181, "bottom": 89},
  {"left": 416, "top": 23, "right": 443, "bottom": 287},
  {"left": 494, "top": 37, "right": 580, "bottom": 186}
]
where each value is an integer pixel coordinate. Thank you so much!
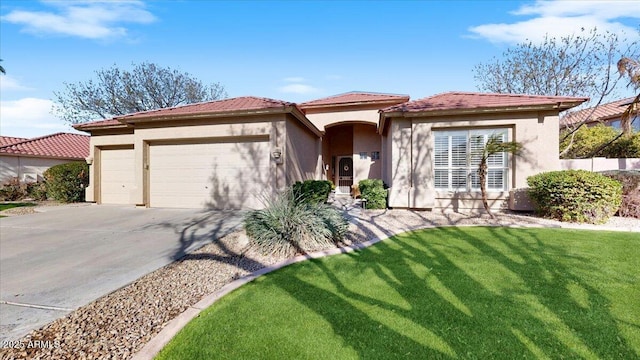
[{"left": 0, "top": 204, "right": 244, "bottom": 342}]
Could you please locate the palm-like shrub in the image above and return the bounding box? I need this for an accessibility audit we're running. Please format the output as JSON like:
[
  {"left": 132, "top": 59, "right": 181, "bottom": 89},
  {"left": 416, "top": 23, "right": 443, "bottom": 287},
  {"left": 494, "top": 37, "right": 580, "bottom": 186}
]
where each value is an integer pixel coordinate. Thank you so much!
[{"left": 244, "top": 189, "right": 348, "bottom": 256}]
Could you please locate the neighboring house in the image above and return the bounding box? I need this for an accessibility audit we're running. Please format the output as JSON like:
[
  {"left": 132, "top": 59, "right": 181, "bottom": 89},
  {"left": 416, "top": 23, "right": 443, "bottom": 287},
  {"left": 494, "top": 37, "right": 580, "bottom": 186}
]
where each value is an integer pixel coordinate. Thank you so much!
[
  {"left": 0, "top": 136, "right": 28, "bottom": 147},
  {"left": 0, "top": 133, "right": 90, "bottom": 184},
  {"left": 560, "top": 96, "right": 640, "bottom": 131},
  {"left": 74, "top": 91, "right": 586, "bottom": 211}
]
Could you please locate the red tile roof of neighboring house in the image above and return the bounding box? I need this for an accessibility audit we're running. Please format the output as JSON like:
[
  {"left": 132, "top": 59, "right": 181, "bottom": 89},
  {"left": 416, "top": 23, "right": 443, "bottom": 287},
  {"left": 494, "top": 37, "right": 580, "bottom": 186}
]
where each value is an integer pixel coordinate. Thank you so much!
[
  {"left": 382, "top": 92, "right": 589, "bottom": 114},
  {"left": 0, "top": 136, "right": 28, "bottom": 146},
  {"left": 0, "top": 132, "right": 90, "bottom": 159},
  {"left": 560, "top": 96, "right": 638, "bottom": 127},
  {"left": 300, "top": 91, "right": 410, "bottom": 108},
  {"left": 114, "top": 96, "right": 298, "bottom": 122}
]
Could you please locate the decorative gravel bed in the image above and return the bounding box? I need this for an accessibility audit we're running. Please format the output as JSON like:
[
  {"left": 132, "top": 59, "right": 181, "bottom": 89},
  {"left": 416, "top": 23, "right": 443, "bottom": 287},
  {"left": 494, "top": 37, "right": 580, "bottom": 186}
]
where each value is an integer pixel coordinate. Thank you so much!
[
  {"left": 0, "top": 208, "right": 637, "bottom": 360},
  {"left": 0, "top": 201, "right": 71, "bottom": 216},
  {"left": 0, "top": 228, "right": 362, "bottom": 360}
]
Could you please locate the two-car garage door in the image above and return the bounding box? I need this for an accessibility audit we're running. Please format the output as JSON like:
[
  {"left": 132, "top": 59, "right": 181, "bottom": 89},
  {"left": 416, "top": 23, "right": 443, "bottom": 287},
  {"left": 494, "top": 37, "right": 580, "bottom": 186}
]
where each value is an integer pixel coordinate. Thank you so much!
[{"left": 148, "top": 138, "right": 271, "bottom": 209}]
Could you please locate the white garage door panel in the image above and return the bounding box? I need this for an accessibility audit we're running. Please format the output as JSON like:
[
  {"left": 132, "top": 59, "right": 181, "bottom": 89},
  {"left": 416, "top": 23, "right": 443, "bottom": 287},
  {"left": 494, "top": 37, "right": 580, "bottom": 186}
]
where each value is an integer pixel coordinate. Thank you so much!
[
  {"left": 149, "top": 141, "right": 270, "bottom": 209},
  {"left": 100, "top": 148, "right": 135, "bottom": 204}
]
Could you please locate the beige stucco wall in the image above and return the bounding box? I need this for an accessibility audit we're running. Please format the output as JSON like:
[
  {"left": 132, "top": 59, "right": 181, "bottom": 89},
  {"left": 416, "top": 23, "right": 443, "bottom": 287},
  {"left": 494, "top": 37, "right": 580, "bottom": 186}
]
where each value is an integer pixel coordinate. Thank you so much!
[
  {"left": 285, "top": 114, "right": 323, "bottom": 184},
  {"left": 386, "top": 119, "right": 413, "bottom": 208},
  {"left": 306, "top": 109, "right": 380, "bottom": 131},
  {"left": 85, "top": 114, "right": 322, "bottom": 208},
  {"left": 0, "top": 156, "right": 79, "bottom": 184},
  {"left": 385, "top": 111, "right": 562, "bottom": 210},
  {"left": 352, "top": 124, "right": 382, "bottom": 183}
]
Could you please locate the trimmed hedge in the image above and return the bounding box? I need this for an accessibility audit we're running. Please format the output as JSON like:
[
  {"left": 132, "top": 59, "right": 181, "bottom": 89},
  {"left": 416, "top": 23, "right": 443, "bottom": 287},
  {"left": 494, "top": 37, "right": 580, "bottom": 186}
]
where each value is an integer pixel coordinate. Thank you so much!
[
  {"left": 527, "top": 170, "right": 622, "bottom": 224},
  {"left": 0, "top": 178, "right": 27, "bottom": 201},
  {"left": 26, "top": 182, "right": 48, "bottom": 201},
  {"left": 0, "top": 178, "right": 48, "bottom": 201},
  {"left": 358, "top": 179, "right": 387, "bottom": 209},
  {"left": 292, "top": 180, "right": 332, "bottom": 204},
  {"left": 600, "top": 170, "right": 640, "bottom": 219},
  {"left": 43, "top": 162, "right": 89, "bottom": 202}
]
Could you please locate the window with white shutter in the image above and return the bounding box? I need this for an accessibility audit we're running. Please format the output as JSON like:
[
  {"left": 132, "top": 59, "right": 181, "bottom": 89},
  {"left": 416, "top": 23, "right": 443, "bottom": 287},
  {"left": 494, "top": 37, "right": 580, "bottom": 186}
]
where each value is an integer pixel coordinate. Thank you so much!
[{"left": 433, "top": 129, "right": 509, "bottom": 191}]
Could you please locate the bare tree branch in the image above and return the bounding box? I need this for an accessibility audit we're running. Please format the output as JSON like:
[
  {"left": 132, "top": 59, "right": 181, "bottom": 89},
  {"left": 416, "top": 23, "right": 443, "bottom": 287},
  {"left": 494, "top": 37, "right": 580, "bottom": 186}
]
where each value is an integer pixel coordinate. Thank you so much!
[{"left": 53, "top": 62, "right": 228, "bottom": 124}]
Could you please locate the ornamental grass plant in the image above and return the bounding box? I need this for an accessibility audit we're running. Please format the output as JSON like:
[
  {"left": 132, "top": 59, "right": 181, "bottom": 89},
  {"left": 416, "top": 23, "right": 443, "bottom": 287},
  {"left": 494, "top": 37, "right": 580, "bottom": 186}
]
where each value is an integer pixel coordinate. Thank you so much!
[{"left": 244, "top": 188, "right": 348, "bottom": 256}]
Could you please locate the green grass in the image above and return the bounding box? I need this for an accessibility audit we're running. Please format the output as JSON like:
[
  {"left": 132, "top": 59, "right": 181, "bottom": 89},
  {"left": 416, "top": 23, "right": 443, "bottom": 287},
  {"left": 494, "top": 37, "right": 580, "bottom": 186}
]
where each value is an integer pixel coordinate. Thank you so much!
[
  {"left": 0, "top": 202, "right": 35, "bottom": 217},
  {"left": 0, "top": 202, "right": 36, "bottom": 211},
  {"left": 157, "top": 227, "right": 640, "bottom": 359}
]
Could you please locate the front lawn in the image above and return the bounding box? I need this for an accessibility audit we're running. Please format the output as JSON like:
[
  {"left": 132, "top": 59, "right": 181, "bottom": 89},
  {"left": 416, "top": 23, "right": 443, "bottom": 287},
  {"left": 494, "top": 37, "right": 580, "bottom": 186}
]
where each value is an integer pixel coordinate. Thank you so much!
[
  {"left": 157, "top": 227, "right": 640, "bottom": 359},
  {"left": 0, "top": 202, "right": 36, "bottom": 217}
]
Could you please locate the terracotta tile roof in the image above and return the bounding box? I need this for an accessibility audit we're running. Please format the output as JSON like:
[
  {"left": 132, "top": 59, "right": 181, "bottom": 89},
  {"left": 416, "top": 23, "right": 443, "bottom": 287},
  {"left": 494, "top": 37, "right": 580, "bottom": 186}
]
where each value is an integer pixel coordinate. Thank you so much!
[
  {"left": 114, "top": 96, "right": 297, "bottom": 122},
  {"left": 73, "top": 118, "right": 123, "bottom": 130},
  {"left": 300, "top": 91, "right": 410, "bottom": 108},
  {"left": 382, "top": 92, "right": 589, "bottom": 113},
  {"left": 0, "top": 132, "right": 90, "bottom": 159},
  {"left": 0, "top": 136, "right": 28, "bottom": 146},
  {"left": 560, "top": 97, "right": 638, "bottom": 127}
]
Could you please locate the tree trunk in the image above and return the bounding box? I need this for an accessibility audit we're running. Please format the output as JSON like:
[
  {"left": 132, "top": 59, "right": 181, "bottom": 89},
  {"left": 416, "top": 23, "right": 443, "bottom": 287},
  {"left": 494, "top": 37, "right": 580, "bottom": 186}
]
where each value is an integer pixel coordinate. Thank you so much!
[{"left": 479, "top": 160, "right": 494, "bottom": 219}]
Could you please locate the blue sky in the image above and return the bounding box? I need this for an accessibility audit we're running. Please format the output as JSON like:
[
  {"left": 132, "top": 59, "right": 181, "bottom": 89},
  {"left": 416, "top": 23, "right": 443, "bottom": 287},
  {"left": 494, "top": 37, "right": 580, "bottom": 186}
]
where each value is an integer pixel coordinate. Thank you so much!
[{"left": 1, "top": 0, "right": 639, "bottom": 138}]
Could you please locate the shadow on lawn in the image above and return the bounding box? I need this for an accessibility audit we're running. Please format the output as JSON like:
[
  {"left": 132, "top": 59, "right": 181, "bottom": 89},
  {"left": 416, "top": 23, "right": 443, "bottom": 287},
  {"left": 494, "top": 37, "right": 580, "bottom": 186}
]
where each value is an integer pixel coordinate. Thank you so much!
[{"left": 271, "top": 226, "right": 638, "bottom": 359}]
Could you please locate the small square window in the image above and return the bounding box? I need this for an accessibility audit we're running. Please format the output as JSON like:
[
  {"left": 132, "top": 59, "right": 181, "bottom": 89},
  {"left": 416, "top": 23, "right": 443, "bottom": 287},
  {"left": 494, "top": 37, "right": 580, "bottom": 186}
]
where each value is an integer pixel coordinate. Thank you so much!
[
  {"left": 359, "top": 152, "right": 368, "bottom": 159},
  {"left": 371, "top": 151, "right": 380, "bottom": 160}
]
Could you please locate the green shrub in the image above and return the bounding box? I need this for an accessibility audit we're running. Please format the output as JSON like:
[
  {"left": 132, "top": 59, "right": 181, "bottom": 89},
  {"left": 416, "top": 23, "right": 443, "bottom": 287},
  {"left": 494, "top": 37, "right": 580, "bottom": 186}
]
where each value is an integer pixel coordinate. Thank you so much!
[
  {"left": 358, "top": 179, "right": 387, "bottom": 209},
  {"left": 244, "top": 189, "right": 348, "bottom": 256},
  {"left": 560, "top": 124, "right": 640, "bottom": 158},
  {"left": 26, "top": 182, "right": 48, "bottom": 201},
  {"left": 0, "top": 178, "right": 27, "bottom": 201},
  {"left": 527, "top": 170, "right": 622, "bottom": 224},
  {"left": 43, "top": 162, "right": 89, "bottom": 202},
  {"left": 600, "top": 170, "right": 640, "bottom": 219},
  {"left": 292, "top": 180, "right": 332, "bottom": 204},
  {"left": 560, "top": 124, "right": 617, "bottom": 158},
  {"left": 604, "top": 134, "right": 640, "bottom": 158}
]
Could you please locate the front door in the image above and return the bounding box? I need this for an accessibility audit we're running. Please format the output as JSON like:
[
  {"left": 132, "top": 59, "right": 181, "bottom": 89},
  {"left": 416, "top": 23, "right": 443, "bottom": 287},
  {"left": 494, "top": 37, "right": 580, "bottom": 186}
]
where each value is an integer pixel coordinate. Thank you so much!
[{"left": 336, "top": 156, "right": 353, "bottom": 195}]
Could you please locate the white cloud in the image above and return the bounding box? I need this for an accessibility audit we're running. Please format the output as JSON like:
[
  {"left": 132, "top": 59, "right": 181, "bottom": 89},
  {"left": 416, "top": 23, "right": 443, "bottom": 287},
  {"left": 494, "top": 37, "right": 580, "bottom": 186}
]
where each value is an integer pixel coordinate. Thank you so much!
[
  {"left": 0, "top": 97, "right": 79, "bottom": 138},
  {"left": 278, "top": 84, "right": 320, "bottom": 94},
  {"left": 1, "top": 0, "right": 156, "bottom": 40},
  {"left": 0, "top": 76, "right": 33, "bottom": 91},
  {"left": 469, "top": 0, "right": 640, "bottom": 44}
]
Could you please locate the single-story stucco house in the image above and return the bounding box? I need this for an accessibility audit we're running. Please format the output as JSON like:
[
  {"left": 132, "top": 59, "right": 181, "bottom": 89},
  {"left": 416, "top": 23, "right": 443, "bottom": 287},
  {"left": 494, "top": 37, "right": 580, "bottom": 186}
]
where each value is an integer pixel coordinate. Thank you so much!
[
  {"left": 74, "top": 91, "right": 587, "bottom": 211},
  {"left": 0, "top": 132, "right": 90, "bottom": 184}
]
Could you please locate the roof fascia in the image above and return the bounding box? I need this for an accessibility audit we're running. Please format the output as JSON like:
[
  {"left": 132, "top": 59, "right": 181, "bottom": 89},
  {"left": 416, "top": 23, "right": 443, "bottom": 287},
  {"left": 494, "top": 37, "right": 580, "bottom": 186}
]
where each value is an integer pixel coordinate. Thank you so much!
[
  {"left": 116, "top": 107, "right": 297, "bottom": 124},
  {"left": 391, "top": 103, "right": 585, "bottom": 118}
]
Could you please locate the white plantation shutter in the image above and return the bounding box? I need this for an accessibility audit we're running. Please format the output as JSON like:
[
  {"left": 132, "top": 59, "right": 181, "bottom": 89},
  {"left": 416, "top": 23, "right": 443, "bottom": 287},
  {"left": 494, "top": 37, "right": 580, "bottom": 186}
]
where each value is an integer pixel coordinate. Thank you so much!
[
  {"left": 433, "top": 129, "right": 509, "bottom": 191},
  {"left": 469, "top": 135, "right": 484, "bottom": 167},
  {"left": 451, "top": 135, "right": 467, "bottom": 167}
]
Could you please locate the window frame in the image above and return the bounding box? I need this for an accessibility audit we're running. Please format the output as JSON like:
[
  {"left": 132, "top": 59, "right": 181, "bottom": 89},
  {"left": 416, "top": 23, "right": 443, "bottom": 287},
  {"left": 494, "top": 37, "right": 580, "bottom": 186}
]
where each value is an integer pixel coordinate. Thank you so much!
[{"left": 433, "top": 128, "right": 510, "bottom": 192}]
